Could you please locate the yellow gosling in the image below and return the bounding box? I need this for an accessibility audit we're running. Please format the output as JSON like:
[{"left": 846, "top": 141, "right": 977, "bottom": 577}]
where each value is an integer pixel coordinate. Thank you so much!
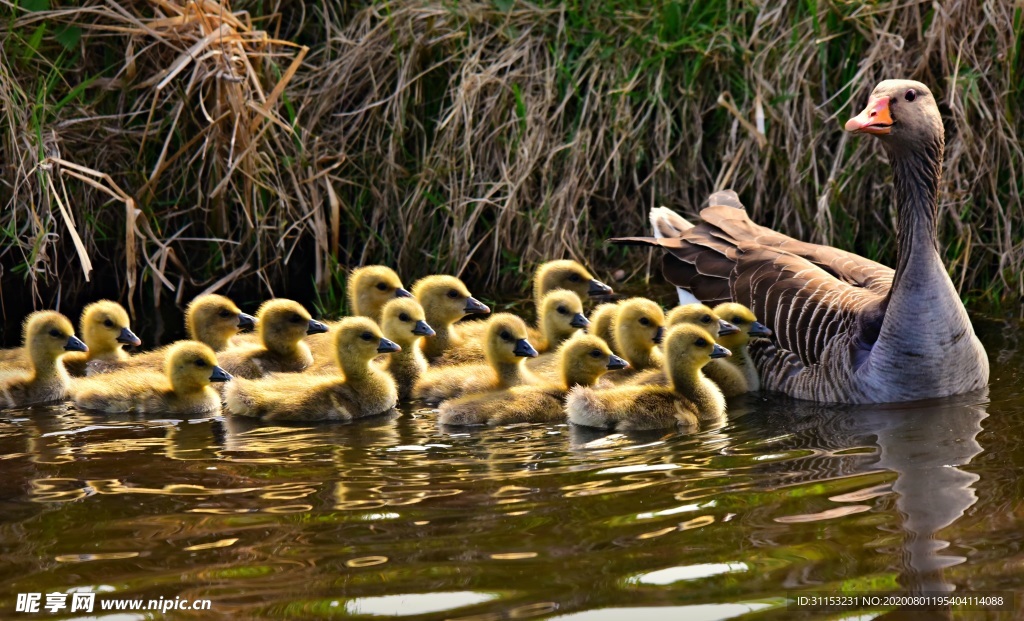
[
  {"left": 606, "top": 298, "right": 666, "bottom": 381},
  {"left": 525, "top": 290, "right": 591, "bottom": 377},
  {"left": 566, "top": 324, "right": 730, "bottom": 431},
  {"left": 348, "top": 265, "right": 411, "bottom": 322},
  {"left": 413, "top": 313, "right": 540, "bottom": 405},
  {"left": 61, "top": 300, "right": 141, "bottom": 377},
  {"left": 216, "top": 299, "right": 328, "bottom": 379},
  {"left": 225, "top": 317, "right": 400, "bottom": 422},
  {"left": 377, "top": 298, "right": 434, "bottom": 400},
  {"left": 412, "top": 275, "right": 490, "bottom": 363},
  {"left": 0, "top": 312, "right": 87, "bottom": 408},
  {"left": 532, "top": 260, "right": 613, "bottom": 311},
  {"left": 588, "top": 302, "right": 620, "bottom": 352},
  {"left": 71, "top": 341, "right": 229, "bottom": 414},
  {"left": 86, "top": 294, "right": 255, "bottom": 375},
  {"left": 712, "top": 302, "right": 772, "bottom": 392},
  {"left": 439, "top": 333, "right": 628, "bottom": 426},
  {"left": 666, "top": 303, "right": 739, "bottom": 338}
]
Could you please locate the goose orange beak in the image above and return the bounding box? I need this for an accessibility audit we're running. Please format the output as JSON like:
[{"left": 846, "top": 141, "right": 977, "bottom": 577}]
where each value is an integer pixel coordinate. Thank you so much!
[{"left": 845, "top": 96, "right": 893, "bottom": 135}]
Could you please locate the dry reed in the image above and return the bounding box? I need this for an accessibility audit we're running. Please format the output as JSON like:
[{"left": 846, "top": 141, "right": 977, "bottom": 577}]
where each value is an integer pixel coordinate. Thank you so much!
[{"left": 1, "top": 0, "right": 1021, "bottom": 320}]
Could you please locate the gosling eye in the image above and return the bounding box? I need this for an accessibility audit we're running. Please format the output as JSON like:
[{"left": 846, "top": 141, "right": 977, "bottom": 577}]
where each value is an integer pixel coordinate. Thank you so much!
[
  {"left": 589, "top": 349, "right": 603, "bottom": 358},
  {"left": 499, "top": 330, "right": 512, "bottom": 342},
  {"left": 639, "top": 317, "right": 651, "bottom": 326},
  {"left": 568, "top": 274, "right": 581, "bottom": 282},
  {"left": 695, "top": 337, "right": 708, "bottom": 347},
  {"left": 49, "top": 329, "right": 61, "bottom": 338},
  {"left": 447, "top": 290, "right": 460, "bottom": 299},
  {"left": 218, "top": 309, "right": 233, "bottom": 318},
  {"left": 290, "top": 314, "right": 305, "bottom": 324},
  {"left": 701, "top": 314, "right": 711, "bottom": 324},
  {"left": 556, "top": 306, "right": 567, "bottom": 315},
  {"left": 732, "top": 316, "right": 746, "bottom": 325},
  {"left": 360, "top": 331, "right": 374, "bottom": 341},
  {"left": 399, "top": 313, "right": 410, "bottom": 322},
  {"left": 103, "top": 318, "right": 115, "bottom": 328},
  {"left": 905, "top": 89, "right": 917, "bottom": 102},
  {"left": 376, "top": 282, "right": 389, "bottom": 291},
  {"left": 194, "top": 359, "right": 208, "bottom": 368}
]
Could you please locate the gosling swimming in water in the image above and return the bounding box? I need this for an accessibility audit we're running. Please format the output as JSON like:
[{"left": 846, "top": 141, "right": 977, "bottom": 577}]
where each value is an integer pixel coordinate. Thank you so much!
[{"left": 224, "top": 317, "right": 400, "bottom": 422}]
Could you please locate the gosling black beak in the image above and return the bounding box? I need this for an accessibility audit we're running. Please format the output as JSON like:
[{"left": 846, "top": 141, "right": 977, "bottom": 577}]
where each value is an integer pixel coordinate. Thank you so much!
[
  {"left": 306, "top": 319, "right": 329, "bottom": 335},
  {"left": 652, "top": 326, "right": 665, "bottom": 345},
  {"left": 570, "top": 313, "right": 590, "bottom": 329},
  {"left": 395, "top": 287, "right": 413, "bottom": 299},
  {"left": 513, "top": 338, "right": 539, "bottom": 358},
  {"left": 377, "top": 337, "right": 401, "bottom": 354},
  {"left": 117, "top": 327, "right": 142, "bottom": 347},
  {"left": 412, "top": 320, "right": 436, "bottom": 337},
  {"left": 606, "top": 354, "right": 629, "bottom": 370},
  {"left": 64, "top": 335, "right": 88, "bottom": 352},
  {"left": 237, "top": 312, "right": 257, "bottom": 330},
  {"left": 710, "top": 343, "right": 731, "bottom": 359},
  {"left": 588, "top": 279, "right": 614, "bottom": 296},
  {"left": 748, "top": 321, "right": 773, "bottom": 337},
  {"left": 209, "top": 365, "right": 232, "bottom": 382},
  {"left": 464, "top": 297, "right": 491, "bottom": 315},
  {"left": 717, "top": 319, "right": 740, "bottom": 337}
]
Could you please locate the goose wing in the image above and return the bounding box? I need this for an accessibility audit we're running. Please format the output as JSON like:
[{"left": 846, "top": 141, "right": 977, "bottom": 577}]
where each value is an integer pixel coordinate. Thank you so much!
[{"left": 614, "top": 203, "right": 889, "bottom": 367}]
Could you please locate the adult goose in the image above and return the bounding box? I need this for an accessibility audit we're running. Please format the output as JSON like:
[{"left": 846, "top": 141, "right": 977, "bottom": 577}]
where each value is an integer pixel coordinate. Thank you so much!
[{"left": 613, "top": 80, "right": 988, "bottom": 404}]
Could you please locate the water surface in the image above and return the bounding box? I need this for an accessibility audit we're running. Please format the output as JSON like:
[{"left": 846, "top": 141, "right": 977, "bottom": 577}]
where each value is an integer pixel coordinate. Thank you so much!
[{"left": 1, "top": 319, "right": 1022, "bottom": 619}]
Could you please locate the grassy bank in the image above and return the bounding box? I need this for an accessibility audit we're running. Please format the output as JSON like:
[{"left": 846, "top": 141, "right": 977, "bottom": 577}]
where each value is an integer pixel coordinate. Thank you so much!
[{"left": 1, "top": 0, "right": 1022, "bottom": 322}]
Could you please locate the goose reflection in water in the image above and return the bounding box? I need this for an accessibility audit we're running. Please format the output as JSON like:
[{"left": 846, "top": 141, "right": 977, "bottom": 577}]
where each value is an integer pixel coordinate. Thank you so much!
[{"left": 750, "top": 391, "right": 987, "bottom": 616}]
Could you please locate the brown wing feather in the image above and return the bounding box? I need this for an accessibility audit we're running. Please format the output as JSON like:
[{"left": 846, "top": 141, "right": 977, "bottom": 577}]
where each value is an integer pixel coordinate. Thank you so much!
[{"left": 611, "top": 197, "right": 891, "bottom": 367}]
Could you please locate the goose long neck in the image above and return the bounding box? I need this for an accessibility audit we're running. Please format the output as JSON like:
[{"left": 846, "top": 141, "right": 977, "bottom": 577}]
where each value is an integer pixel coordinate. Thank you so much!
[{"left": 888, "top": 137, "right": 943, "bottom": 293}]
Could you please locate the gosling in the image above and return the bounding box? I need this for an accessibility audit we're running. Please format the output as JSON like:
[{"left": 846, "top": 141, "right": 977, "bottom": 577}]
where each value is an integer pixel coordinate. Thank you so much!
[
  {"left": 0, "top": 311, "right": 87, "bottom": 409},
  {"left": 566, "top": 324, "right": 729, "bottom": 431},
  {"left": 217, "top": 299, "right": 328, "bottom": 379},
  {"left": 71, "top": 341, "right": 230, "bottom": 414},
  {"left": 225, "top": 317, "right": 400, "bottom": 422}
]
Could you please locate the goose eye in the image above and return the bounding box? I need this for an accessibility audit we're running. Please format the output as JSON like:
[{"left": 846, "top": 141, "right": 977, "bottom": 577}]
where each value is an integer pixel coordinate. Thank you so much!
[
  {"left": 568, "top": 274, "right": 581, "bottom": 282},
  {"left": 499, "top": 330, "right": 512, "bottom": 341},
  {"left": 290, "top": 314, "right": 304, "bottom": 323},
  {"left": 218, "top": 309, "right": 233, "bottom": 318},
  {"left": 732, "top": 316, "right": 745, "bottom": 324},
  {"left": 590, "top": 349, "right": 603, "bottom": 358},
  {"left": 556, "top": 306, "right": 567, "bottom": 315},
  {"left": 376, "top": 282, "right": 388, "bottom": 291},
  {"left": 639, "top": 317, "right": 651, "bottom": 326},
  {"left": 399, "top": 313, "right": 410, "bottom": 322},
  {"left": 701, "top": 315, "right": 711, "bottom": 323},
  {"left": 695, "top": 338, "right": 708, "bottom": 347},
  {"left": 49, "top": 329, "right": 61, "bottom": 337},
  {"left": 360, "top": 331, "right": 374, "bottom": 341},
  {"left": 905, "top": 89, "right": 917, "bottom": 102},
  {"left": 447, "top": 290, "right": 459, "bottom": 299},
  {"left": 195, "top": 359, "right": 208, "bottom": 367},
  {"left": 103, "top": 318, "right": 115, "bottom": 328}
]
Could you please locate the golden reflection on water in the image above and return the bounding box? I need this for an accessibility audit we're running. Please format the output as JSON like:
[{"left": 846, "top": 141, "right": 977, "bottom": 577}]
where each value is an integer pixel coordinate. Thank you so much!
[{"left": 1, "top": 318, "right": 1022, "bottom": 619}]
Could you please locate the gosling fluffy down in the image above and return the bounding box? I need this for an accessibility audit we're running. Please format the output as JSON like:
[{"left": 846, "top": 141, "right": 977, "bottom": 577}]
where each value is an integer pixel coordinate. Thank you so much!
[
  {"left": 62, "top": 300, "right": 141, "bottom": 377},
  {"left": 412, "top": 275, "right": 490, "bottom": 364},
  {"left": 0, "top": 311, "right": 87, "bottom": 409},
  {"left": 376, "top": 297, "right": 434, "bottom": 400},
  {"left": 217, "top": 299, "right": 328, "bottom": 379},
  {"left": 413, "top": 313, "right": 540, "bottom": 404},
  {"left": 438, "top": 333, "right": 627, "bottom": 426},
  {"left": 567, "top": 324, "right": 729, "bottom": 431},
  {"left": 71, "top": 341, "right": 230, "bottom": 414},
  {"left": 225, "top": 317, "right": 400, "bottom": 422},
  {"left": 604, "top": 297, "right": 666, "bottom": 382}
]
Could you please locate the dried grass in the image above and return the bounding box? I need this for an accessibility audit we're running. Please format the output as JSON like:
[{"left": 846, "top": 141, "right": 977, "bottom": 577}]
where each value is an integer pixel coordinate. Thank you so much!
[{"left": 1, "top": 0, "right": 1021, "bottom": 319}]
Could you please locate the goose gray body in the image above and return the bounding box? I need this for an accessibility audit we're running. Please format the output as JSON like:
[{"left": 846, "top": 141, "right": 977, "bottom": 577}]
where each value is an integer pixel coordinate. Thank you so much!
[{"left": 614, "top": 80, "right": 988, "bottom": 404}]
